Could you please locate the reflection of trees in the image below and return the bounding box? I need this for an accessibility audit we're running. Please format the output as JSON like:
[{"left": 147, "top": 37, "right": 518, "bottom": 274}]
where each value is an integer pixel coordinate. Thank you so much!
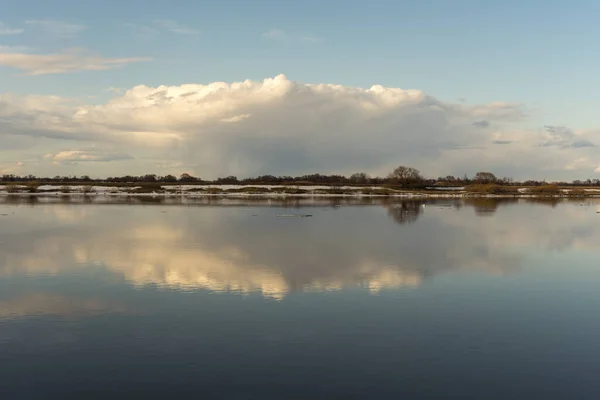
[
  {"left": 525, "top": 198, "right": 560, "bottom": 208},
  {"left": 385, "top": 201, "right": 425, "bottom": 224},
  {"left": 466, "top": 198, "right": 499, "bottom": 216},
  {"left": 4, "top": 195, "right": 39, "bottom": 206},
  {"left": 464, "top": 198, "right": 519, "bottom": 216}
]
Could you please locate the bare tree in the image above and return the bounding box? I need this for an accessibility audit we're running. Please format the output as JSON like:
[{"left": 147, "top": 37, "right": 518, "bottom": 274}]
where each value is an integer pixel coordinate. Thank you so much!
[
  {"left": 349, "top": 172, "right": 370, "bottom": 184},
  {"left": 474, "top": 171, "right": 497, "bottom": 184},
  {"left": 387, "top": 166, "right": 423, "bottom": 186}
]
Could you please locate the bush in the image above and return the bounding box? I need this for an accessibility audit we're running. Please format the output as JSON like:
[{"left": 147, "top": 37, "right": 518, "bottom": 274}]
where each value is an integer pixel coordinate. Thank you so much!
[
  {"left": 81, "top": 185, "right": 94, "bottom": 195},
  {"left": 137, "top": 182, "right": 164, "bottom": 190},
  {"left": 466, "top": 184, "right": 519, "bottom": 195},
  {"left": 528, "top": 185, "right": 560, "bottom": 195},
  {"left": 567, "top": 188, "right": 586, "bottom": 198},
  {"left": 5, "top": 184, "right": 21, "bottom": 193},
  {"left": 59, "top": 186, "right": 71, "bottom": 194},
  {"left": 271, "top": 187, "right": 308, "bottom": 194},
  {"left": 26, "top": 182, "right": 40, "bottom": 193}
]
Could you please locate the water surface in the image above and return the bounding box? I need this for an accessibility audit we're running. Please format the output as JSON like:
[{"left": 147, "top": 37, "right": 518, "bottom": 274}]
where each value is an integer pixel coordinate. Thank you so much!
[{"left": 1, "top": 197, "right": 600, "bottom": 399}]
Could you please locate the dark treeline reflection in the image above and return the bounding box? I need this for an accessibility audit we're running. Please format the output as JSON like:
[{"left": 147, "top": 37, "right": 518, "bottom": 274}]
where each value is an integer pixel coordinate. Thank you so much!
[{"left": 0, "top": 195, "right": 587, "bottom": 214}]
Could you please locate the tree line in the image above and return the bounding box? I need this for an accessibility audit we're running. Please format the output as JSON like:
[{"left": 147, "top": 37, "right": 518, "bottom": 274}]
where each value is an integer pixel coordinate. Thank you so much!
[{"left": 2, "top": 167, "right": 600, "bottom": 187}]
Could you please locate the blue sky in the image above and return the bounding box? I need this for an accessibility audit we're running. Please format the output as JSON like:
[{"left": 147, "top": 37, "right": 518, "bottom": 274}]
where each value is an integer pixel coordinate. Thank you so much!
[{"left": 1, "top": 0, "right": 600, "bottom": 179}]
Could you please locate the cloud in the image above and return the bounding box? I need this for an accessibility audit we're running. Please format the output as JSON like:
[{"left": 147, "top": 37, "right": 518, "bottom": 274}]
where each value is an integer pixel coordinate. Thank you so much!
[
  {"left": 473, "top": 120, "right": 490, "bottom": 128},
  {"left": 262, "top": 28, "right": 322, "bottom": 43},
  {"left": 125, "top": 20, "right": 199, "bottom": 38},
  {"left": 0, "top": 48, "right": 150, "bottom": 75},
  {"left": 124, "top": 23, "right": 159, "bottom": 39},
  {"left": 51, "top": 150, "right": 132, "bottom": 163},
  {"left": 571, "top": 139, "right": 595, "bottom": 148},
  {"left": 0, "top": 45, "right": 33, "bottom": 52},
  {"left": 262, "top": 28, "right": 288, "bottom": 40},
  {"left": 540, "top": 125, "right": 596, "bottom": 149},
  {"left": 106, "top": 87, "right": 124, "bottom": 94},
  {"left": 153, "top": 20, "right": 200, "bottom": 35},
  {"left": 0, "top": 22, "right": 23, "bottom": 35},
  {"left": 1, "top": 74, "right": 599, "bottom": 180},
  {"left": 25, "top": 20, "right": 87, "bottom": 37}
]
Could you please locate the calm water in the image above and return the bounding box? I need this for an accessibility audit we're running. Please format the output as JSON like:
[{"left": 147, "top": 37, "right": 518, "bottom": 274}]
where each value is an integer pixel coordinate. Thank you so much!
[{"left": 1, "top": 197, "right": 600, "bottom": 399}]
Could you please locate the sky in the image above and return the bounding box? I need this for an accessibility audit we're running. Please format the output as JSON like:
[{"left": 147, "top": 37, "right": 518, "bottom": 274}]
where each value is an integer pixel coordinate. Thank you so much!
[{"left": 1, "top": 0, "right": 600, "bottom": 180}]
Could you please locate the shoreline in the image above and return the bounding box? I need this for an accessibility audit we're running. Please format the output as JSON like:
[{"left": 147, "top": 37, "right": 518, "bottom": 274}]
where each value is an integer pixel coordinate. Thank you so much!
[
  {"left": 2, "top": 184, "right": 600, "bottom": 199},
  {"left": 1, "top": 192, "right": 600, "bottom": 199}
]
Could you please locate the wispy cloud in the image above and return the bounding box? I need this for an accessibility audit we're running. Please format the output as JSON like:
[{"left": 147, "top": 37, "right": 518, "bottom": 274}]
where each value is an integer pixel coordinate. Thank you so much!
[
  {"left": 106, "top": 87, "right": 124, "bottom": 94},
  {"left": 0, "top": 48, "right": 150, "bottom": 75},
  {"left": 25, "top": 20, "right": 87, "bottom": 37},
  {"left": 125, "top": 20, "right": 200, "bottom": 38},
  {"left": 262, "top": 28, "right": 322, "bottom": 43},
  {"left": 0, "top": 45, "right": 33, "bottom": 53},
  {"left": 124, "top": 23, "right": 159, "bottom": 39},
  {"left": 262, "top": 28, "right": 288, "bottom": 41},
  {"left": 51, "top": 150, "right": 132, "bottom": 163},
  {"left": 0, "top": 22, "right": 24, "bottom": 35},
  {"left": 154, "top": 20, "right": 200, "bottom": 35}
]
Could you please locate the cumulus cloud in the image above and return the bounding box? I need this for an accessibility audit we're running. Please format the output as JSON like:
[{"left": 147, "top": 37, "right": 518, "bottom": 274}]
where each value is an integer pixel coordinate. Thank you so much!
[
  {"left": 25, "top": 19, "right": 87, "bottom": 37},
  {"left": 0, "top": 22, "right": 23, "bottom": 35},
  {"left": 0, "top": 48, "right": 150, "bottom": 75},
  {"left": 0, "top": 74, "right": 599, "bottom": 179}
]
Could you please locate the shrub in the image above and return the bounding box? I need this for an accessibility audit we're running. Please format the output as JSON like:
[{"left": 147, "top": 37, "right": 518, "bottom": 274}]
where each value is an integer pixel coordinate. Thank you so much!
[
  {"left": 528, "top": 185, "right": 560, "bottom": 195},
  {"left": 138, "top": 182, "right": 164, "bottom": 191},
  {"left": 59, "top": 186, "right": 71, "bottom": 194},
  {"left": 466, "top": 184, "right": 519, "bottom": 195},
  {"left": 26, "top": 182, "right": 40, "bottom": 193},
  {"left": 271, "top": 187, "right": 308, "bottom": 194},
  {"left": 5, "top": 184, "right": 21, "bottom": 193},
  {"left": 567, "top": 188, "right": 586, "bottom": 198},
  {"left": 81, "top": 185, "right": 94, "bottom": 195}
]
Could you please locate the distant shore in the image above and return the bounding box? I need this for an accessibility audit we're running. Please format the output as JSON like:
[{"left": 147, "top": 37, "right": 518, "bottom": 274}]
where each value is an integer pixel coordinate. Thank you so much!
[{"left": 1, "top": 184, "right": 600, "bottom": 198}]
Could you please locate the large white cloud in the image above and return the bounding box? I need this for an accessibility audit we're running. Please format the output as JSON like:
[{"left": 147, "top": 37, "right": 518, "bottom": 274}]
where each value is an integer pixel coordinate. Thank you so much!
[{"left": 0, "top": 74, "right": 599, "bottom": 179}]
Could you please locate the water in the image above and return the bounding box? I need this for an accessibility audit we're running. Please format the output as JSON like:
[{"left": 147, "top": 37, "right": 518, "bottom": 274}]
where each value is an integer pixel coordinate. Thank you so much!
[{"left": 1, "top": 197, "right": 600, "bottom": 399}]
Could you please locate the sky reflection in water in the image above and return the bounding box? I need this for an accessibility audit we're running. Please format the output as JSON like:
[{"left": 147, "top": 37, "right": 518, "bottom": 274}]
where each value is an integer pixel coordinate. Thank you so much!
[{"left": 1, "top": 198, "right": 600, "bottom": 399}]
